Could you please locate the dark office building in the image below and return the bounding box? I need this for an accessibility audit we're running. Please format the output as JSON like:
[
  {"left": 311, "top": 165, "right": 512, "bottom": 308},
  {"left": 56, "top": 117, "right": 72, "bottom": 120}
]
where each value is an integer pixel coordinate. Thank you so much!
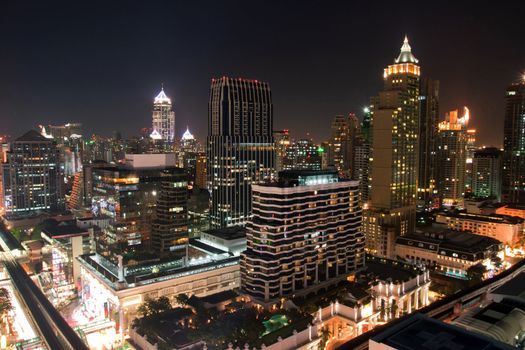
[
  {"left": 207, "top": 77, "right": 274, "bottom": 228},
  {"left": 2, "top": 130, "right": 63, "bottom": 216},
  {"left": 91, "top": 155, "right": 187, "bottom": 264},
  {"left": 417, "top": 78, "right": 439, "bottom": 207},
  {"left": 502, "top": 80, "right": 525, "bottom": 204}
]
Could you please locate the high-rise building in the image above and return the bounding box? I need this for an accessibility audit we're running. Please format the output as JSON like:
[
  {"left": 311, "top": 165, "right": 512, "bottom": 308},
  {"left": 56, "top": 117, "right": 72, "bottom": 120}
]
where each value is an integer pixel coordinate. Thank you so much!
[
  {"left": 195, "top": 153, "right": 207, "bottom": 189},
  {"left": 91, "top": 154, "right": 187, "bottom": 264},
  {"left": 241, "top": 170, "right": 365, "bottom": 305},
  {"left": 473, "top": 147, "right": 502, "bottom": 201},
  {"left": 178, "top": 128, "right": 199, "bottom": 183},
  {"left": 283, "top": 138, "right": 322, "bottom": 171},
  {"left": 207, "top": 77, "right": 274, "bottom": 228},
  {"left": 40, "top": 123, "right": 83, "bottom": 177},
  {"left": 151, "top": 87, "right": 175, "bottom": 147},
  {"left": 364, "top": 36, "right": 420, "bottom": 257},
  {"left": 436, "top": 108, "right": 469, "bottom": 206},
  {"left": 2, "top": 130, "right": 64, "bottom": 216},
  {"left": 417, "top": 78, "right": 439, "bottom": 207},
  {"left": 151, "top": 169, "right": 189, "bottom": 255},
  {"left": 502, "top": 79, "right": 525, "bottom": 204},
  {"left": 465, "top": 128, "right": 477, "bottom": 195},
  {"left": 327, "top": 114, "right": 360, "bottom": 178},
  {"left": 273, "top": 129, "right": 291, "bottom": 173},
  {"left": 353, "top": 107, "right": 372, "bottom": 204}
]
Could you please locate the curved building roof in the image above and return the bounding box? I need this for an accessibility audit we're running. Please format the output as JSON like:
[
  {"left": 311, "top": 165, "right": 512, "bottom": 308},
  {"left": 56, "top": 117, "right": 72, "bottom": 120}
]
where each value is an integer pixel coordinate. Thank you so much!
[
  {"left": 154, "top": 88, "right": 172, "bottom": 104},
  {"left": 395, "top": 36, "right": 419, "bottom": 64}
]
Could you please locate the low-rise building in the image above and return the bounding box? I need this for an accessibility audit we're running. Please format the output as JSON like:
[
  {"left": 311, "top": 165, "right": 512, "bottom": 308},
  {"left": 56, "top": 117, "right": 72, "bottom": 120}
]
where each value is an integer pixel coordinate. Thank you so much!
[
  {"left": 196, "top": 226, "right": 246, "bottom": 256},
  {"left": 435, "top": 211, "right": 523, "bottom": 247},
  {"left": 363, "top": 257, "right": 431, "bottom": 321},
  {"left": 395, "top": 229, "right": 504, "bottom": 279},
  {"left": 78, "top": 246, "right": 241, "bottom": 339},
  {"left": 496, "top": 204, "right": 525, "bottom": 220}
]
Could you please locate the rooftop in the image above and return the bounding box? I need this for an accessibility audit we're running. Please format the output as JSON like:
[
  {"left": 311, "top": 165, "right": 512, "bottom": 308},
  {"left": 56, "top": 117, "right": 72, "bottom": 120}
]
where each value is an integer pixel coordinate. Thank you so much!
[
  {"left": 15, "top": 129, "right": 51, "bottom": 143},
  {"left": 438, "top": 211, "right": 524, "bottom": 225},
  {"left": 397, "top": 229, "right": 502, "bottom": 254},
  {"left": 203, "top": 226, "right": 246, "bottom": 240},
  {"left": 371, "top": 313, "right": 514, "bottom": 350},
  {"left": 153, "top": 88, "right": 171, "bottom": 104},
  {"left": 491, "top": 272, "right": 525, "bottom": 300},
  {"left": 363, "top": 256, "right": 423, "bottom": 283},
  {"left": 41, "top": 220, "right": 89, "bottom": 238}
]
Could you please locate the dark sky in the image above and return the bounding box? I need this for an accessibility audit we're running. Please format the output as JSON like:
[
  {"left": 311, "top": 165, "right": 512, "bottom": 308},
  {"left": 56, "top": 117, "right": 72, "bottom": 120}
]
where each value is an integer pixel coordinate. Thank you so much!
[{"left": 1, "top": 1, "right": 524, "bottom": 147}]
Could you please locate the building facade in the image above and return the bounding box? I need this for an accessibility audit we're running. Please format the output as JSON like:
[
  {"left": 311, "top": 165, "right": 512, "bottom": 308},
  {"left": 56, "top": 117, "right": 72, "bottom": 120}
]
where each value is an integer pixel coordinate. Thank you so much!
[
  {"left": 150, "top": 169, "right": 189, "bottom": 255},
  {"left": 502, "top": 80, "right": 525, "bottom": 204},
  {"left": 327, "top": 114, "right": 359, "bottom": 178},
  {"left": 241, "top": 170, "right": 365, "bottom": 305},
  {"left": 473, "top": 147, "right": 502, "bottom": 201},
  {"left": 395, "top": 229, "right": 504, "bottom": 279},
  {"left": 273, "top": 129, "right": 291, "bottom": 173},
  {"left": 435, "top": 212, "right": 523, "bottom": 247},
  {"left": 417, "top": 78, "right": 439, "bottom": 206},
  {"left": 207, "top": 77, "right": 275, "bottom": 228},
  {"left": 2, "top": 130, "right": 63, "bottom": 216},
  {"left": 283, "top": 138, "right": 322, "bottom": 171}
]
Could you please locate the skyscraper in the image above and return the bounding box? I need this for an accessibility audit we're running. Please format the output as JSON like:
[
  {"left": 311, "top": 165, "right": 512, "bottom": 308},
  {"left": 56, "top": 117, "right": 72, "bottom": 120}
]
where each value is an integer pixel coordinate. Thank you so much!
[
  {"left": 353, "top": 107, "right": 372, "bottom": 204},
  {"left": 473, "top": 147, "right": 502, "bottom": 201},
  {"left": 327, "top": 114, "right": 360, "bottom": 178},
  {"left": 241, "top": 170, "right": 364, "bottom": 305},
  {"left": 178, "top": 128, "right": 199, "bottom": 182},
  {"left": 436, "top": 108, "right": 469, "bottom": 206},
  {"left": 465, "top": 128, "right": 477, "bottom": 195},
  {"left": 151, "top": 168, "right": 189, "bottom": 255},
  {"left": 502, "top": 79, "right": 525, "bottom": 204},
  {"left": 2, "top": 130, "right": 63, "bottom": 215},
  {"left": 364, "top": 36, "right": 420, "bottom": 257},
  {"left": 207, "top": 77, "right": 274, "bottom": 228},
  {"left": 417, "top": 78, "right": 439, "bottom": 207},
  {"left": 91, "top": 154, "right": 187, "bottom": 263},
  {"left": 151, "top": 87, "right": 175, "bottom": 147}
]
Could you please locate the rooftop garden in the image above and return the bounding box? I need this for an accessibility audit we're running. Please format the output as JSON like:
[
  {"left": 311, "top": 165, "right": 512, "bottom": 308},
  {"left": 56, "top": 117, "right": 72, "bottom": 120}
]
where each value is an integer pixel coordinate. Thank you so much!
[{"left": 132, "top": 294, "right": 314, "bottom": 349}]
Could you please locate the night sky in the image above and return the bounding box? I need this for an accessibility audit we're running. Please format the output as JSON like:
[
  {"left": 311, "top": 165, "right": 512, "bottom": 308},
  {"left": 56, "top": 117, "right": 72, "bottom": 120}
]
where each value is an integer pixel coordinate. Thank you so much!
[{"left": 1, "top": 1, "right": 524, "bottom": 147}]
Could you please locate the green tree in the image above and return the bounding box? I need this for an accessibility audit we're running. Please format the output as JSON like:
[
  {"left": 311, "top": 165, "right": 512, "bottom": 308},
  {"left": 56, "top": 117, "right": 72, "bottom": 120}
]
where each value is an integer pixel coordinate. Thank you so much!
[
  {"left": 175, "top": 293, "right": 189, "bottom": 307},
  {"left": 467, "top": 263, "right": 487, "bottom": 286},
  {"left": 137, "top": 296, "right": 172, "bottom": 317},
  {"left": 0, "top": 288, "right": 13, "bottom": 332},
  {"left": 318, "top": 327, "right": 332, "bottom": 350}
]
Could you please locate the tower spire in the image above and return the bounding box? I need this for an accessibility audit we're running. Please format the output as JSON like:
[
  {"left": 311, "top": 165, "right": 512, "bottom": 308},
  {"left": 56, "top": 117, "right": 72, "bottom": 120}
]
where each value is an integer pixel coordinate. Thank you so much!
[{"left": 395, "top": 35, "right": 419, "bottom": 64}]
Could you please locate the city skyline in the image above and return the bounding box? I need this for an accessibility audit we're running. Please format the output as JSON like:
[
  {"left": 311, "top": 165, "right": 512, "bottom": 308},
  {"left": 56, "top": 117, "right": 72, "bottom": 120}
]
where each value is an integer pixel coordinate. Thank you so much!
[{"left": 2, "top": 2, "right": 525, "bottom": 146}]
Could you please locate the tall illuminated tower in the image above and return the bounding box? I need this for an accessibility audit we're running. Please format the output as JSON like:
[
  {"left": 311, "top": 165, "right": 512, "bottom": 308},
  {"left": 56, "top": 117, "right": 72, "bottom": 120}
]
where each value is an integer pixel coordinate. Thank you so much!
[
  {"left": 207, "top": 77, "right": 274, "bottom": 228},
  {"left": 502, "top": 78, "right": 525, "bottom": 204},
  {"left": 151, "top": 87, "right": 175, "bottom": 147},
  {"left": 363, "top": 36, "right": 420, "bottom": 257}
]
